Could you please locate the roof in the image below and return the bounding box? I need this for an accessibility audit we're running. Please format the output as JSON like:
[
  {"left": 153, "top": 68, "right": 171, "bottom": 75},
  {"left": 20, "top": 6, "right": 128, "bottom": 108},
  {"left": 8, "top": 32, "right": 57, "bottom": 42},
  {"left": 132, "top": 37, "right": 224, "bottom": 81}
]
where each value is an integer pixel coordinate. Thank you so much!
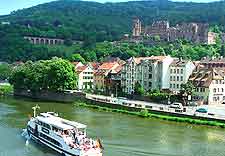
[
  {"left": 188, "top": 68, "right": 225, "bottom": 87},
  {"left": 170, "top": 59, "right": 190, "bottom": 67},
  {"left": 128, "top": 56, "right": 167, "bottom": 64},
  {"left": 98, "top": 62, "right": 119, "bottom": 70},
  {"left": 110, "top": 64, "right": 124, "bottom": 74},
  {"left": 76, "top": 65, "right": 87, "bottom": 74},
  {"left": 72, "top": 62, "right": 83, "bottom": 68},
  {"left": 200, "top": 57, "right": 225, "bottom": 64},
  {"left": 88, "top": 62, "right": 100, "bottom": 70},
  {"left": 36, "top": 113, "right": 87, "bottom": 130},
  {"left": 37, "top": 115, "right": 74, "bottom": 130}
]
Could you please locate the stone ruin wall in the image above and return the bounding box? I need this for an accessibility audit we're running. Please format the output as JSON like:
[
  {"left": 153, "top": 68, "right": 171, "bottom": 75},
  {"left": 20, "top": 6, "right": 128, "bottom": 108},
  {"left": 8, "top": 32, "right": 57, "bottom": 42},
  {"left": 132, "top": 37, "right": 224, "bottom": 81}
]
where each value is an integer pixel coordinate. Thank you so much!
[{"left": 132, "top": 19, "right": 215, "bottom": 44}]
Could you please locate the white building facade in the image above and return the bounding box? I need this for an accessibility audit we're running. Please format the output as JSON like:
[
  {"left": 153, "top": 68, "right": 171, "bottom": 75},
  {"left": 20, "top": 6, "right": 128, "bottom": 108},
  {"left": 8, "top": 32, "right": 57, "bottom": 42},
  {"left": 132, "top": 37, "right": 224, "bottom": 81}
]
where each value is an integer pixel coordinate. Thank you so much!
[
  {"left": 76, "top": 65, "right": 94, "bottom": 90},
  {"left": 121, "top": 56, "right": 174, "bottom": 94},
  {"left": 169, "top": 60, "right": 196, "bottom": 92}
]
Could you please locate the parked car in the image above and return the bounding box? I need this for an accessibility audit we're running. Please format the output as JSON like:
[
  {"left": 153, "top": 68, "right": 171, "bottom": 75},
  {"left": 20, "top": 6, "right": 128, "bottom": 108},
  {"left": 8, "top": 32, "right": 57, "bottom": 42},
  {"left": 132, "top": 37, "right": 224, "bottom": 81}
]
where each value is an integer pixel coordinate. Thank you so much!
[
  {"left": 169, "top": 102, "right": 183, "bottom": 109},
  {"left": 195, "top": 108, "right": 207, "bottom": 113},
  {"left": 189, "top": 102, "right": 198, "bottom": 107}
]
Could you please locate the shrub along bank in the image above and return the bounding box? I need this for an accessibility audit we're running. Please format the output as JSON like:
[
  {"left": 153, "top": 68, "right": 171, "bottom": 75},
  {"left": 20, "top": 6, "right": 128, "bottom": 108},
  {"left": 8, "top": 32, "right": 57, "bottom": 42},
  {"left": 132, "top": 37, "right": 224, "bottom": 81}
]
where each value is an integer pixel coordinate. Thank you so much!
[
  {"left": 75, "top": 102, "right": 225, "bottom": 129},
  {"left": 0, "top": 85, "right": 13, "bottom": 95}
]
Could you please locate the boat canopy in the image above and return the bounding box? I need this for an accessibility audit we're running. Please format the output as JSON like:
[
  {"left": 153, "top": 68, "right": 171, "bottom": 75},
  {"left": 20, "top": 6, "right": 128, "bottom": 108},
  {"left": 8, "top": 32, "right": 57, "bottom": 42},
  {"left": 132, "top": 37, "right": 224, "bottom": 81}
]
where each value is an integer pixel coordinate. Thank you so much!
[{"left": 36, "top": 112, "right": 87, "bottom": 130}]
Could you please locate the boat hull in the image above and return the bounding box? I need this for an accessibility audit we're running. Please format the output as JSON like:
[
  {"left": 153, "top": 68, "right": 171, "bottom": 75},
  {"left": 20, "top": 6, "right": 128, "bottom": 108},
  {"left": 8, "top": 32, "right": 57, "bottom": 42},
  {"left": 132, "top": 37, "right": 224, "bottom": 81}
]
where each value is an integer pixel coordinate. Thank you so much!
[{"left": 27, "top": 129, "right": 80, "bottom": 156}]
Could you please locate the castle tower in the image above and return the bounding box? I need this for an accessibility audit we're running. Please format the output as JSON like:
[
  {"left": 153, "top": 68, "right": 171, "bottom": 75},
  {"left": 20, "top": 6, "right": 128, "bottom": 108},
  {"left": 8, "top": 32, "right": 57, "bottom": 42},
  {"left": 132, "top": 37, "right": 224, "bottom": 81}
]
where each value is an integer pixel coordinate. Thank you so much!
[{"left": 132, "top": 18, "right": 142, "bottom": 37}]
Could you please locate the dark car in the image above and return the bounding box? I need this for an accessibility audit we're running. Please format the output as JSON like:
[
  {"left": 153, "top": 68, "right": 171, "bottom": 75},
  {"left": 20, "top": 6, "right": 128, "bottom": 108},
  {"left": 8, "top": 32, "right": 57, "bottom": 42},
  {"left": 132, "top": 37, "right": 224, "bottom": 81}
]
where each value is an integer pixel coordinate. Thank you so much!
[{"left": 196, "top": 108, "right": 207, "bottom": 113}]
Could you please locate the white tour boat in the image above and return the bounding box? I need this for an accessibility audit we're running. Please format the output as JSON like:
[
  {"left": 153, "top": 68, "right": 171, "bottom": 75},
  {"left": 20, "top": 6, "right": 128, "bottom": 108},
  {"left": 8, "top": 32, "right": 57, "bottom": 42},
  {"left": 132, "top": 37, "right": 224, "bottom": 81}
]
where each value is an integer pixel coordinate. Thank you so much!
[{"left": 23, "top": 105, "right": 103, "bottom": 156}]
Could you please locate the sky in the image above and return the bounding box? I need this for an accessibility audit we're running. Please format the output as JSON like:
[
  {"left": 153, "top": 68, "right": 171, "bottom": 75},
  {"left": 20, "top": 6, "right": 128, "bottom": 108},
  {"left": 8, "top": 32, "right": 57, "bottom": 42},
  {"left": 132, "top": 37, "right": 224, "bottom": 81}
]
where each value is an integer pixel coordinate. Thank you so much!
[{"left": 0, "top": 0, "right": 220, "bottom": 15}]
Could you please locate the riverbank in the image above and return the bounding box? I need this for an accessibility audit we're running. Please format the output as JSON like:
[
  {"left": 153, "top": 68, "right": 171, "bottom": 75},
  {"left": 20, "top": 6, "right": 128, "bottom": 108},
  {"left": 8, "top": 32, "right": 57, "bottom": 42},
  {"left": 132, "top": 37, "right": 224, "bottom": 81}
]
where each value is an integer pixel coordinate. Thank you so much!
[{"left": 75, "top": 101, "right": 225, "bottom": 129}]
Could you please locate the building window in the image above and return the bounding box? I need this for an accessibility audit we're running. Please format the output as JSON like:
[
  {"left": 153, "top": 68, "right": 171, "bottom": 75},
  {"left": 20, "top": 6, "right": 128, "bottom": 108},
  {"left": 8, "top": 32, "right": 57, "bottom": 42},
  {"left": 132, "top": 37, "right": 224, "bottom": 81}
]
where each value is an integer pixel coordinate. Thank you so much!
[
  {"left": 181, "top": 69, "right": 183, "bottom": 74},
  {"left": 181, "top": 76, "right": 183, "bottom": 81},
  {"left": 170, "top": 84, "right": 172, "bottom": 88},
  {"left": 149, "top": 74, "right": 152, "bottom": 79},
  {"left": 177, "top": 69, "right": 179, "bottom": 74},
  {"left": 222, "top": 88, "right": 224, "bottom": 92},
  {"left": 173, "top": 84, "right": 175, "bottom": 88},
  {"left": 177, "top": 76, "right": 179, "bottom": 81},
  {"left": 149, "top": 82, "right": 152, "bottom": 87},
  {"left": 144, "top": 81, "right": 147, "bottom": 86},
  {"left": 213, "top": 88, "right": 216, "bottom": 93},
  {"left": 173, "top": 76, "right": 176, "bottom": 81},
  {"left": 218, "top": 88, "right": 220, "bottom": 92},
  {"left": 149, "top": 66, "right": 152, "bottom": 72},
  {"left": 170, "top": 69, "right": 173, "bottom": 73},
  {"left": 170, "top": 76, "right": 172, "bottom": 81},
  {"left": 174, "top": 69, "right": 176, "bottom": 73},
  {"left": 177, "top": 84, "right": 179, "bottom": 89},
  {"left": 213, "top": 97, "right": 217, "bottom": 101}
]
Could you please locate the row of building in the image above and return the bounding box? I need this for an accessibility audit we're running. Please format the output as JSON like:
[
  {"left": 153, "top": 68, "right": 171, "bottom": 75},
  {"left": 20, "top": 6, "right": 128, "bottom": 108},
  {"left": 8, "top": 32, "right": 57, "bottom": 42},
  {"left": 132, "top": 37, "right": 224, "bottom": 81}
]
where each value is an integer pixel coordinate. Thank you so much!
[{"left": 73, "top": 56, "right": 225, "bottom": 106}]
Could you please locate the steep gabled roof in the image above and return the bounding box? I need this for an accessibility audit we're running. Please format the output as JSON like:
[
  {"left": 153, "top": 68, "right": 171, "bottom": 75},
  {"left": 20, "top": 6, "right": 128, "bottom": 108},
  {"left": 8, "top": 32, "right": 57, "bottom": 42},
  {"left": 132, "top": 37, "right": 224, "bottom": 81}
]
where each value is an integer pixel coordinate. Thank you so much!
[
  {"left": 75, "top": 65, "right": 88, "bottom": 74},
  {"left": 128, "top": 56, "right": 168, "bottom": 65},
  {"left": 189, "top": 68, "right": 225, "bottom": 87}
]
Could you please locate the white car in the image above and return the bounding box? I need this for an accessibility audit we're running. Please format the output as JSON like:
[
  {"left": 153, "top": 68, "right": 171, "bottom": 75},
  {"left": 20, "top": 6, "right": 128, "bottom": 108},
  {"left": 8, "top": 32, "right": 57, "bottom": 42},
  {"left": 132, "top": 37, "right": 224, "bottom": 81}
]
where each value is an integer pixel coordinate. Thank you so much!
[{"left": 170, "top": 102, "right": 183, "bottom": 109}]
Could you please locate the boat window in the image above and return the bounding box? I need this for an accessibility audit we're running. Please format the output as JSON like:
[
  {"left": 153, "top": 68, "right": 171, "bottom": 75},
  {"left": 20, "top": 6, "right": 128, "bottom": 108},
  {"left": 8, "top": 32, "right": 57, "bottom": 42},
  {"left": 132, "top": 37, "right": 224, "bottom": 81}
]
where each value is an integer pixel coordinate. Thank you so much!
[
  {"left": 42, "top": 127, "right": 50, "bottom": 134},
  {"left": 40, "top": 133, "right": 62, "bottom": 147},
  {"left": 52, "top": 126, "right": 59, "bottom": 132},
  {"left": 42, "top": 123, "right": 51, "bottom": 130}
]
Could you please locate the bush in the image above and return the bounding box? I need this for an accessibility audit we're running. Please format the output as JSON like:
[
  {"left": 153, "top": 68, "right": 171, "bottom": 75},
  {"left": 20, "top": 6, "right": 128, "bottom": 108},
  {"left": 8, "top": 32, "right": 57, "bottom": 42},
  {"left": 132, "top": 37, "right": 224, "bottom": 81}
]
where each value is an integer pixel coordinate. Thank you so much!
[
  {"left": 139, "top": 109, "right": 149, "bottom": 117},
  {"left": 0, "top": 85, "right": 13, "bottom": 95}
]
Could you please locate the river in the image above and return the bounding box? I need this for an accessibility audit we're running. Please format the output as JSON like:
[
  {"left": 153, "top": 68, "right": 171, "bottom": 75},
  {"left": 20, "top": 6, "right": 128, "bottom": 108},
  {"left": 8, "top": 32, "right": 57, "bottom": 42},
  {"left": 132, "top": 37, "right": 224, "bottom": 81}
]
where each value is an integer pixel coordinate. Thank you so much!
[{"left": 0, "top": 97, "right": 225, "bottom": 156}]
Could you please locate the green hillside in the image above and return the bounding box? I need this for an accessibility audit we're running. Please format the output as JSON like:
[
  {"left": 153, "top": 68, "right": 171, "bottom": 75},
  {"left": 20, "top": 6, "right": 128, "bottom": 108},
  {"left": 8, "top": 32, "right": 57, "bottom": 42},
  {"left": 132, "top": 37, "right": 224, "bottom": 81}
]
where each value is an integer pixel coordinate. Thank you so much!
[
  {"left": 0, "top": 0, "right": 225, "bottom": 63},
  {"left": 1, "top": 0, "right": 225, "bottom": 41}
]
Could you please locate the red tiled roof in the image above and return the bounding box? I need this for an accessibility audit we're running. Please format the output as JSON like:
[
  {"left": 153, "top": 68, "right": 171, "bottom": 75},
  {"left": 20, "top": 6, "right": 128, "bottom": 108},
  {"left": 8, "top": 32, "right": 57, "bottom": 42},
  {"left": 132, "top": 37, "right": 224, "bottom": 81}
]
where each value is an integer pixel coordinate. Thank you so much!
[
  {"left": 76, "top": 65, "right": 87, "bottom": 74},
  {"left": 111, "top": 64, "right": 124, "bottom": 74},
  {"left": 98, "top": 62, "right": 119, "bottom": 70},
  {"left": 89, "top": 62, "right": 100, "bottom": 70}
]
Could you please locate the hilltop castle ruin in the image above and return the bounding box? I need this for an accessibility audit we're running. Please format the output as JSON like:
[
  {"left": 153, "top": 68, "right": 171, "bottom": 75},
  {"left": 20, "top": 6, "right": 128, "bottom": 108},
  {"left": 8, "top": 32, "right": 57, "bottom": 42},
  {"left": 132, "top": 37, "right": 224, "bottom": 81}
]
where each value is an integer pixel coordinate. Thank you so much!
[{"left": 132, "top": 18, "right": 217, "bottom": 45}]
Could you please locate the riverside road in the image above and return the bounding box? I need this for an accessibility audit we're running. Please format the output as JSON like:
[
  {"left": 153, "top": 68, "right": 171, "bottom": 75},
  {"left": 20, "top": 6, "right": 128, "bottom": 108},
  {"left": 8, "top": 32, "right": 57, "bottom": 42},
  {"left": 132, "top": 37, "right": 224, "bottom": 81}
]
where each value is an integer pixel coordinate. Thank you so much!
[{"left": 86, "top": 94, "right": 225, "bottom": 121}]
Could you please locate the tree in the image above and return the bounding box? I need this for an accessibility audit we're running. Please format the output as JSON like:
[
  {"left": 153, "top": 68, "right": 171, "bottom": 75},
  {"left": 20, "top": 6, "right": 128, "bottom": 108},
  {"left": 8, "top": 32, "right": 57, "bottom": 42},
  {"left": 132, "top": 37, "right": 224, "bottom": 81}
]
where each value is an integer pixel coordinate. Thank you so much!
[
  {"left": 180, "top": 82, "right": 195, "bottom": 95},
  {"left": 9, "top": 57, "right": 78, "bottom": 92},
  {"left": 64, "top": 39, "right": 73, "bottom": 46},
  {"left": 134, "top": 82, "right": 145, "bottom": 95},
  {"left": 180, "top": 82, "right": 195, "bottom": 105},
  {"left": 0, "top": 63, "right": 12, "bottom": 81},
  {"left": 70, "top": 54, "right": 86, "bottom": 63}
]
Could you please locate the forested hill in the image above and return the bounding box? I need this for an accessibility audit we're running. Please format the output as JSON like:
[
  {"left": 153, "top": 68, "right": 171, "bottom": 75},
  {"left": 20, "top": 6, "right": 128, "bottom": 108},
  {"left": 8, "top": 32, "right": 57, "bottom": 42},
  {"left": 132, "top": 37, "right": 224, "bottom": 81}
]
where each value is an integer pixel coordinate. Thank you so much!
[{"left": 1, "top": 0, "right": 225, "bottom": 41}]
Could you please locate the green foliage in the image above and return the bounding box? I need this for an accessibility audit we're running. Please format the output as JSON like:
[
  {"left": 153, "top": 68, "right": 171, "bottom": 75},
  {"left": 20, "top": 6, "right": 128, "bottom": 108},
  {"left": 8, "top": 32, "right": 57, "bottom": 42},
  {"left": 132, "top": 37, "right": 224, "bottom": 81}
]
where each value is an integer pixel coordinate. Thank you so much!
[
  {"left": 2, "top": 0, "right": 225, "bottom": 41},
  {"left": 9, "top": 57, "right": 78, "bottom": 92},
  {"left": 181, "top": 82, "right": 195, "bottom": 95},
  {"left": 70, "top": 54, "right": 85, "bottom": 63},
  {"left": 147, "top": 89, "right": 169, "bottom": 102},
  {"left": 134, "top": 82, "right": 145, "bottom": 95},
  {"left": 0, "top": 63, "right": 12, "bottom": 80},
  {"left": 0, "top": 85, "right": 13, "bottom": 95},
  {"left": 139, "top": 109, "right": 149, "bottom": 117},
  {"left": 0, "top": 0, "right": 225, "bottom": 62}
]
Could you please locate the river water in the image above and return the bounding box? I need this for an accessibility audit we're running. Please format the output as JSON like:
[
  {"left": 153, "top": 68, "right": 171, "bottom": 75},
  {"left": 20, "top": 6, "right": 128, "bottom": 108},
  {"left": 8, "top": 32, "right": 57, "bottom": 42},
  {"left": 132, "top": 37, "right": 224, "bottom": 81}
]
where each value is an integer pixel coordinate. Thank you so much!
[{"left": 0, "top": 97, "right": 225, "bottom": 156}]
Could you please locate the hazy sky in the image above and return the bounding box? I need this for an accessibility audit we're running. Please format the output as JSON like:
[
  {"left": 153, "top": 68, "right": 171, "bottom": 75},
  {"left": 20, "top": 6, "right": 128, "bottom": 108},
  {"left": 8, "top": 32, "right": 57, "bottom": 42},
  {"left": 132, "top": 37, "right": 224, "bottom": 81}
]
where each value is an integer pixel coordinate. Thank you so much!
[{"left": 0, "top": 0, "right": 220, "bottom": 15}]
